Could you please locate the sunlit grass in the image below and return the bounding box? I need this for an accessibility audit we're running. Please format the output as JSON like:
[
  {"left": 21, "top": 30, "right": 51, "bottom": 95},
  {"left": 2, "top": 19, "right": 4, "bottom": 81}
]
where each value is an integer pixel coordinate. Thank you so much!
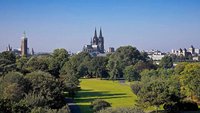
[{"left": 75, "top": 79, "right": 137, "bottom": 113}]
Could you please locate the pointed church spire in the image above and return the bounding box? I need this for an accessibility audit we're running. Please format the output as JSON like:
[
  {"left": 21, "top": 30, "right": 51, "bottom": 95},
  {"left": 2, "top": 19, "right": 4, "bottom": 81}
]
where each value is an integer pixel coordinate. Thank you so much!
[
  {"left": 23, "top": 31, "right": 27, "bottom": 38},
  {"left": 99, "top": 28, "right": 103, "bottom": 37},
  {"left": 94, "top": 28, "right": 97, "bottom": 37}
]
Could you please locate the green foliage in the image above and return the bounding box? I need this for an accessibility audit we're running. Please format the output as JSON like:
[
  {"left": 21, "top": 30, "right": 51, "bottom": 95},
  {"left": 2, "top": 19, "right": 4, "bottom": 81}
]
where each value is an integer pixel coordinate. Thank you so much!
[
  {"left": 48, "top": 48, "right": 69, "bottom": 77},
  {"left": 174, "top": 62, "right": 188, "bottom": 75},
  {"left": 0, "top": 51, "right": 17, "bottom": 76},
  {"left": 97, "top": 107, "right": 145, "bottom": 113},
  {"left": 130, "top": 81, "right": 142, "bottom": 95},
  {"left": 19, "top": 92, "right": 48, "bottom": 108},
  {"left": 137, "top": 78, "right": 169, "bottom": 108},
  {"left": 124, "top": 65, "right": 140, "bottom": 81},
  {"left": 3, "top": 83, "right": 25, "bottom": 102},
  {"left": 61, "top": 52, "right": 91, "bottom": 77},
  {"left": 180, "top": 63, "right": 200, "bottom": 98},
  {"left": 60, "top": 73, "right": 79, "bottom": 98},
  {"left": 26, "top": 56, "right": 49, "bottom": 72},
  {"left": 25, "top": 71, "right": 67, "bottom": 109},
  {"left": 0, "top": 51, "right": 16, "bottom": 63},
  {"left": 136, "top": 76, "right": 181, "bottom": 112},
  {"left": 0, "top": 71, "right": 73, "bottom": 113},
  {"left": 0, "top": 72, "right": 30, "bottom": 101},
  {"left": 30, "top": 106, "right": 70, "bottom": 113},
  {"left": 107, "top": 46, "right": 146, "bottom": 79},
  {"left": 16, "top": 57, "right": 29, "bottom": 74},
  {"left": 159, "top": 56, "right": 173, "bottom": 69},
  {"left": 91, "top": 99, "right": 111, "bottom": 112},
  {"left": 134, "top": 60, "right": 156, "bottom": 73},
  {"left": 60, "top": 74, "right": 79, "bottom": 89},
  {"left": 88, "top": 56, "right": 108, "bottom": 78}
]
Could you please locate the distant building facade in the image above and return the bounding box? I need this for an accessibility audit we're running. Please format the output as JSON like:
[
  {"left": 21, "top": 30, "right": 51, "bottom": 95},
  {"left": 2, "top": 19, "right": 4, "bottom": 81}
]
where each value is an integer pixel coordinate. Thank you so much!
[
  {"left": 146, "top": 49, "right": 166, "bottom": 61},
  {"left": 171, "top": 45, "right": 200, "bottom": 61},
  {"left": 83, "top": 28, "right": 105, "bottom": 54}
]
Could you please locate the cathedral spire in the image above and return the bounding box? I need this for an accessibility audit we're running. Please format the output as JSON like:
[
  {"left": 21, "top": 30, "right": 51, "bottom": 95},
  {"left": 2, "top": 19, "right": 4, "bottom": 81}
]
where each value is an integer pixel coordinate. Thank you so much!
[
  {"left": 23, "top": 31, "right": 27, "bottom": 38},
  {"left": 94, "top": 28, "right": 97, "bottom": 37},
  {"left": 99, "top": 28, "right": 103, "bottom": 37}
]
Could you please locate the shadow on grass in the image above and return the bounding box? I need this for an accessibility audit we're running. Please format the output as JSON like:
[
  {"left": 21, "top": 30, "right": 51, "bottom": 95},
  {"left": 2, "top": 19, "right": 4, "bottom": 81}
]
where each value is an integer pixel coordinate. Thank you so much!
[
  {"left": 75, "top": 89, "right": 131, "bottom": 113},
  {"left": 77, "top": 89, "right": 127, "bottom": 98}
]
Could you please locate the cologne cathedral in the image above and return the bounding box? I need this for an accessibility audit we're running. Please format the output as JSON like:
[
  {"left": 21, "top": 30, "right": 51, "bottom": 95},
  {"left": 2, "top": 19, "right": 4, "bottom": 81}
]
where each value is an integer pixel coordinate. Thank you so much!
[{"left": 83, "top": 28, "right": 105, "bottom": 54}]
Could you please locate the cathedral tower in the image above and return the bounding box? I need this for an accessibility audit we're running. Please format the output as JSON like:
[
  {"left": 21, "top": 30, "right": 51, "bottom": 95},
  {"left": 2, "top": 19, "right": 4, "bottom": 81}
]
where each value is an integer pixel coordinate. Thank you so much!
[
  {"left": 21, "top": 32, "right": 28, "bottom": 56},
  {"left": 92, "top": 28, "right": 99, "bottom": 45},
  {"left": 98, "top": 28, "right": 104, "bottom": 53}
]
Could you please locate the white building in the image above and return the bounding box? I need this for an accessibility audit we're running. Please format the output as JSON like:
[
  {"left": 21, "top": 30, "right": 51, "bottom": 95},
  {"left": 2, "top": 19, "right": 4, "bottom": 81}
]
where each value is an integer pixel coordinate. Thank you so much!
[{"left": 146, "top": 49, "right": 166, "bottom": 61}]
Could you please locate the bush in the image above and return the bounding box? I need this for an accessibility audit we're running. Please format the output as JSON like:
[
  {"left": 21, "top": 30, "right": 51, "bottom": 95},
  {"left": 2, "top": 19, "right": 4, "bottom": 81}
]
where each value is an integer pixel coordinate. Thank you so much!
[
  {"left": 130, "top": 82, "right": 142, "bottom": 95},
  {"left": 30, "top": 106, "right": 70, "bottom": 113},
  {"left": 91, "top": 99, "right": 111, "bottom": 112},
  {"left": 163, "top": 101, "right": 198, "bottom": 112},
  {"left": 97, "top": 107, "right": 145, "bottom": 113}
]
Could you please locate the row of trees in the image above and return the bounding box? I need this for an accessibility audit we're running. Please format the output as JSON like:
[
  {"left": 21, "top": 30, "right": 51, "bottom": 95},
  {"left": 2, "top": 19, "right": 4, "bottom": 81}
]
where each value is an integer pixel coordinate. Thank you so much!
[
  {"left": 62, "top": 46, "right": 157, "bottom": 80},
  {"left": 0, "top": 71, "right": 72, "bottom": 113},
  {"left": 0, "top": 46, "right": 173, "bottom": 81},
  {"left": 0, "top": 49, "right": 79, "bottom": 113},
  {"left": 2, "top": 45, "right": 199, "bottom": 113},
  {"left": 131, "top": 63, "right": 200, "bottom": 112}
]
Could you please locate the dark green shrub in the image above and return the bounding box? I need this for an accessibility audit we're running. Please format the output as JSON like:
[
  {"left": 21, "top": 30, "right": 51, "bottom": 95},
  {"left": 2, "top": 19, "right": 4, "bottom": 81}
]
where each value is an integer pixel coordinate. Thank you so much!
[
  {"left": 164, "top": 100, "right": 198, "bottom": 112},
  {"left": 91, "top": 99, "right": 111, "bottom": 112}
]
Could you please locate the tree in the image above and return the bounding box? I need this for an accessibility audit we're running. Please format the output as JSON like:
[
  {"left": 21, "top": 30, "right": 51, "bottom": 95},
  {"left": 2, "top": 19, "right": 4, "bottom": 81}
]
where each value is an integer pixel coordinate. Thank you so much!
[
  {"left": 16, "top": 57, "right": 29, "bottom": 74},
  {"left": 1, "top": 72, "right": 30, "bottom": 95},
  {"left": 0, "top": 72, "right": 31, "bottom": 112},
  {"left": 107, "top": 46, "right": 144, "bottom": 79},
  {"left": 0, "top": 51, "right": 17, "bottom": 76},
  {"left": 88, "top": 56, "right": 109, "bottom": 78},
  {"left": 136, "top": 75, "right": 181, "bottom": 113},
  {"left": 130, "top": 81, "right": 142, "bottom": 95},
  {"left": 0, "top": 59, "right": 16, "bottom": 76},
  {"left": 60, "top": 73, "right": 79, "bottom": 98},
  {"left": 180, "top": 63, "right": 200, "bottom": 99},
  {"left": 174, "top": 62, "right": 188, "bottom": 75},
  {"left": 30, "top": 106, "right": 70, "bottom": 113},
  {"left": 48, "top": 48, "right": 69, "bottom": 77},
  {"left": 124, "top": 65, "right": 140, "bottom": 81},
  {"left": 25, "top": 56, "right": 49, "bottom": 72},
  {"left": 133, "top": 60, "right": 156, "bottom": 73},
  {"left": 159, "top": 56, "right": 173, "bottom": 69},
  {"left": 61, "top": 52, "right": 91, "bottom": 78},
  {"left": 91, "top": 99, "right": 111, "bottom": 112},
  {"left": 0, "top": 51, "right": 16, "bottom": 63},
  {"left": 25, "top": 71, "right": 66, "bottom": 109},
  {"left": 136, "top": 78, "right": 171, "bottom": 112}
]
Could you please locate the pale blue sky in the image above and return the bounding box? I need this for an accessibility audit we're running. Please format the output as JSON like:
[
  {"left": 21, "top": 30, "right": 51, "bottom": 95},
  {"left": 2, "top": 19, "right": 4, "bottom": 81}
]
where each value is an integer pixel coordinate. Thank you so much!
[{"left": 0, "top": 0, "right": 200, "bottom": 53}]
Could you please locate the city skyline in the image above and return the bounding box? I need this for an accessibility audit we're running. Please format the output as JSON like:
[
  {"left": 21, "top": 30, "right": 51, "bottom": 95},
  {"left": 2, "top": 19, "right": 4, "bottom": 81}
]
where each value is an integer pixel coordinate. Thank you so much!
[{"left": 0, "top": 0, "right": 200, "bottom": 53}]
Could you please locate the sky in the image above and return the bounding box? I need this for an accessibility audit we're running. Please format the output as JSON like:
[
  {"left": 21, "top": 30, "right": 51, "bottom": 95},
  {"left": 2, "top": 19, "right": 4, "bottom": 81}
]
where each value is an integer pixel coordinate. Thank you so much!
[{"left": 0, "top": 0, "right": 200, "bottom": 53}]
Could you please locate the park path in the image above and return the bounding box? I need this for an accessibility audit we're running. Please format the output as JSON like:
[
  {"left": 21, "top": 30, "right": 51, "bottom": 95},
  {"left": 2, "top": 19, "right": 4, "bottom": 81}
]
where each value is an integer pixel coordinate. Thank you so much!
[{"left": 65, "top": 98, "right": 81, "bottom": 113}]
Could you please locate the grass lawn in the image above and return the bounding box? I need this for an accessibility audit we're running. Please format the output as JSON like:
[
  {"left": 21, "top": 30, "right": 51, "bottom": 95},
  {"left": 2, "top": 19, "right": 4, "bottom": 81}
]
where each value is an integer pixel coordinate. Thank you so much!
[{"left": 74, "top": 79, "right": 137, "bottom": 113}]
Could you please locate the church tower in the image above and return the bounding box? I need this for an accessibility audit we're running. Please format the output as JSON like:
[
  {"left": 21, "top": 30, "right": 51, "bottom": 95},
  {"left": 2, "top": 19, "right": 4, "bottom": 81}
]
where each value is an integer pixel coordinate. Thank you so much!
[
  {"left": 21, "top": 32, "right": 28, "bottom": 56},
  {"left": 92, "top": 28, "right": 99, "bottom": 45},
  {"left": 98, "top": 28, "right": 104, "bottom": 53}
]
